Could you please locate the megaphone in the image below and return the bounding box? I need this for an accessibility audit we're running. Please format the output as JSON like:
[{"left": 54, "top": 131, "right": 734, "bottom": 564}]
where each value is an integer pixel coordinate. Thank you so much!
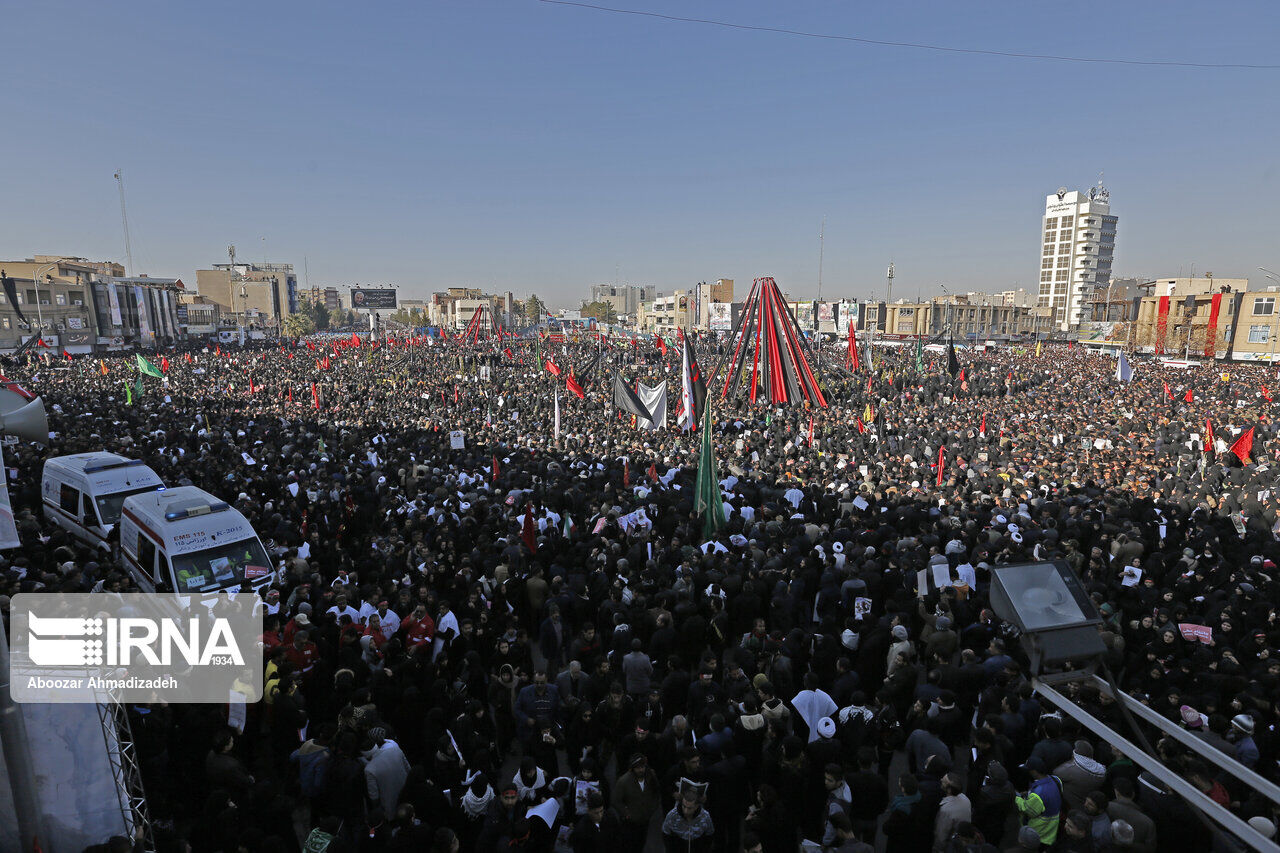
[
  {"left": 0, "top": 397, "right": 49, "bottom": 445},
  {"left": 0, "top": 388, "right": 31, "bottom": 416}
]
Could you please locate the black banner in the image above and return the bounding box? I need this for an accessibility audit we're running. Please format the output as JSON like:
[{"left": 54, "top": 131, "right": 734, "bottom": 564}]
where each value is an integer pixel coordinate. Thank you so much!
[
  {"left": 1, "top": 273, "right": 27, "bottom": 324},
  {"left": 350, "top": 288, "right": 397, "bottom": 309}
]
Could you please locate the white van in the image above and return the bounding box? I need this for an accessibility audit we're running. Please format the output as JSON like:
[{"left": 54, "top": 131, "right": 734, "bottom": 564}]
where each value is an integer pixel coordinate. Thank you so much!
[
  {"left": 42, "top": 453, "right": 166, "bottom": 551},
  {"left": 119, "top": 486, "right": 274, "bottom": 596}
]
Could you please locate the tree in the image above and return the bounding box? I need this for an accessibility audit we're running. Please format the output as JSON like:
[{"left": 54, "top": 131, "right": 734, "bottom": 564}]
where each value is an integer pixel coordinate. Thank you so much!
[
  {"left": 525, "top": 294, "right": 546, "bottom": 325},
  {"left": 283, "top": 313, "right": 316, "bottom": 339},
  {"left": 579, "top": 300, "right": 618, "bottom": 324},
  {"left": 307, "top": 301, "right": 330, "bottom": 331}
]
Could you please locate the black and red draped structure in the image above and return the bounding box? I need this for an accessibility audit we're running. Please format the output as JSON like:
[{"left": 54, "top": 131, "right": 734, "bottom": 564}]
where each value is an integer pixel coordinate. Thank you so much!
[
  {"left": 711, "top": 277, "right": 827, "bottom": 408},
  {"left": 460, "top": 303, "right": 503, "bottom": 346}
]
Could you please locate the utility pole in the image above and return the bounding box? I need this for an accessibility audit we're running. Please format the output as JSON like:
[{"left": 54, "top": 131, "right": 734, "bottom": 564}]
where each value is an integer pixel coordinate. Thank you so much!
[
  {"left": 114, "top": 170, "right": 134, "bottom": 276},
  {"left": 817, "top": 216, "right": 825, "bottom": 302}
]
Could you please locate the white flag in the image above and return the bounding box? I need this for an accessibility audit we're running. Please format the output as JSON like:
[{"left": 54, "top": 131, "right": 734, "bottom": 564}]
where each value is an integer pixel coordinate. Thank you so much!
[
  {"left": 1115, "top": 351, "right": 1134, "bottom": 382},
  {"left": 554, "top": 388, "right": 560, "bottom": 440}
]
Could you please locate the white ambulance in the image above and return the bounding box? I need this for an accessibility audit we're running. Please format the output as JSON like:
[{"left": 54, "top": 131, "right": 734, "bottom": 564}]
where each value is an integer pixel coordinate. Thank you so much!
[
  {"left": 42, "top": 453, "right": 166, "bottom": 551},
  {"left": 119, "top": 486, "right": 274, "bottom": 596}
]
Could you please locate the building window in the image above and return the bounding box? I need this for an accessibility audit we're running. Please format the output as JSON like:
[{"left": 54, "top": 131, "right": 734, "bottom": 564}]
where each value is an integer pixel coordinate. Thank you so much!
[
  {"left": 1040, "top": 272, "right": 1052, "bottom": 283},
  {"left": 1060, "top": 216, "right": 1074, "bottom": 227},
  {"left": 1042, "top": 258, "right": 1053, "bottom": 269},
  {"left": 1249, "top": 325, "right": 1270, "bottom": 343},
  {"left": 1, "top": 318, "right": 8, "bottom": 329},
  {"left": 1057, "top": 257, "right": 1070, "bottom": 268},
  {"left": 55, "top": 294, "right": 67, "bottom": 306},
  {"left": 1254, "top": 297, "right": 1275, "bottom": 316},
  {"left": 1045, "top": 217, "right": 1058, "bottom": 228},
  {"left": 1056, "top": 271, "right": 1068, "bottom": 281}
]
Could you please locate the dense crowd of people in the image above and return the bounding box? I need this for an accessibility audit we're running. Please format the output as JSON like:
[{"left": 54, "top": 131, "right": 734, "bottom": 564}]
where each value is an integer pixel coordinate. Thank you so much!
[{"left": 5, "top": 328, "right": 1280, "bottom": 853}]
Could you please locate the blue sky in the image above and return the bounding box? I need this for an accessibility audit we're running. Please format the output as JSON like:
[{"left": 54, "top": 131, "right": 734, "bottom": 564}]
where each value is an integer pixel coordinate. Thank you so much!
[{"left": 3, "top": 1, "right": 1278, "bottom": 307}]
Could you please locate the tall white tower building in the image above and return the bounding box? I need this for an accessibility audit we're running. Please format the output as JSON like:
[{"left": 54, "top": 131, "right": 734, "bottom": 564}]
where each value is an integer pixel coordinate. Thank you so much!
[{"left": 1038, "top": 182, "right": 1117, "bottom": 329}]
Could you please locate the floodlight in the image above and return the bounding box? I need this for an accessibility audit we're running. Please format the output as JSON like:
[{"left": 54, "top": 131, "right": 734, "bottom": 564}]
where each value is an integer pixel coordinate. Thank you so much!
[{"left": 989, "top": 560, "right": 1104, "bottom": 676}]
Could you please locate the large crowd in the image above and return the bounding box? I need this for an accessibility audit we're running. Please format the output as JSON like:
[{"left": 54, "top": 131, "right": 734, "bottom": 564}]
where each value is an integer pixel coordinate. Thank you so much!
[{"left": 4, "top": 329, "right": 1280, "bottom": 853}]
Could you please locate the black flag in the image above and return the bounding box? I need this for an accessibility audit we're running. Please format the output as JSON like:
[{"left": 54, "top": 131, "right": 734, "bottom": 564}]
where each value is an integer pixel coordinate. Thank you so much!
[
  {"left": 947, "top": 335, "right": 960, "bottom": 377},
  {"left": 612, "top": 374, "right": 654, "bottom": 422},
  {"left": 0, "top": 272, "right": 27, "bottom": 324}
]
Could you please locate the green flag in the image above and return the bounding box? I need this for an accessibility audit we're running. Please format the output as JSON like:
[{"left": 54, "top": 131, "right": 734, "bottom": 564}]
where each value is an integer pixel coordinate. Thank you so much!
[
  {"left": 124, "top": 382, "right": 132, "bottom": 406},
  {"left": 136, "top": 353, "right": 164, "bottom": 378},
  {"left": 694, "top": 402, "right": 726, "bottom": 540},
  {"left": 135, "top": 377, "right": 144, "bottom": 399},
  {"left": 916, "top": 336, "right": 924, "bottom": 373}
]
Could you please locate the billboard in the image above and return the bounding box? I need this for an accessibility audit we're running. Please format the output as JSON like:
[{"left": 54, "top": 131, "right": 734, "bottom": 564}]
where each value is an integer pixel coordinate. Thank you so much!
[
  {"left": 837, "top": 301, "right": 860, "bottom": 331},
  {"left": 350, "top": 288, "right": 397, "bottom": 310},
  {"left": 1077, "top": 321, "right": 1122, "bottom": 343},
  {"left": 708, "top": 303, "right": 734, "bottom": 332},
  {"left": 792, "top": 301, "right": 814, "bottom": 329}
]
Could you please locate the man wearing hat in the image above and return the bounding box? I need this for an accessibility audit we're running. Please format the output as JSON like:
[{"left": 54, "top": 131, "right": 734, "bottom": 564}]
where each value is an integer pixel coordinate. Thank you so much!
[
  {"left": 612, "top": 752, "right": 661, "bottom": 853},
  {"left": 1015, "top": 757, "right": 1062, "bottom": 847}
]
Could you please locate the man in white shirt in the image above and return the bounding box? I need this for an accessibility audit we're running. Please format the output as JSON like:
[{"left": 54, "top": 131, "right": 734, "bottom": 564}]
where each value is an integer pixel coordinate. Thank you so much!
[
  {"left": 327, "top": 594, "right": 361, "bottom": 625},
  {"left": 433, "top": 600, "right": 460, "bottom": 661},
  {"left": 374, "top": 600, "right": 400, "bottom": 638}
]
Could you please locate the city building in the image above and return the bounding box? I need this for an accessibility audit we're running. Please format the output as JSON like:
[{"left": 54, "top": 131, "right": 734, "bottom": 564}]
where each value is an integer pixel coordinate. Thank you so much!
[
  {"left": 427, "top": 288, "right": 514, "bottom": 329},
  {"left": 302, "top": 286, "right": 342, "bottom": 312},
  {"left": 589, "top": 283, "right": 656, "bottom": 318},
  {"left": 862, "top": 295, "right": 1050, "bottom": 341},
  {"left": 1038, "top": 183, "right": 1117, "bottom": 330},
  {"left": 175, "top": 293, "right": 223, "bottom": 338},
  {"left": 1123, "top": 276, "right": 1255, "bottom": 359},
  {"left": 0, "top": 256, "right": 117, "bottom": 352},
  {"left": 638, "top": 291, "right": 692, "bottom": 333},
  {"left": 195, "top": 261, "right": 299, "bottom": 332},
  {"left": 92, "top": 276, "right": 184, "bottom": 349}
]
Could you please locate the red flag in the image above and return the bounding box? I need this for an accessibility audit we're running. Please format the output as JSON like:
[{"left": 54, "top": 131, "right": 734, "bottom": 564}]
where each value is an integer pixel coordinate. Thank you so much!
[
  {"left": 654, "top": 334, "right": 667, "bottom": 356},
  {"left": 351, "top": 332, "right": 360, "bottom": 346},
  {"left": 566, "top": 373, "right": 585, "bottom": 399},
  {"left": 936, "top": 445, "right": 945, "bottom": 486},
  {"left": 311, "top": 382, "right": 320, "bottom": 410},
  {"left": 492, "top": 455, "right": 500, "bottom": 483},
  {"left": 503, "top": 348, "right": 514, "bottom": 360},
  {"left": 306, "top": 340, "right": 316, "bottom": 351},
  {"left": 1205, "top": 418, "right": 1214, "bottom": 448},
  {"left": 958, "top": 368, "right": 965, "bottom": 382},
  {"left": 454, "top": 385, "right": 459, "bottom": 404},
  {"left": 184, "top": 352, "right": 193, "bottom": 363},
  {"left": 36, "top": 337, "right": 48, "bottom": 348},
  {"left": 1184, "top": 388, "right": 1194, "bottom": 403},
  {"left": 808, "top": 413, "right": 815, "bottom": 447},
  {"left": 847, "top": 323, "right": 859, "bottom": 371},
  {"left": 249, "top": 379, "right": 255, "bottom": 394},
  {"left": 522, "top": 504, "right": 538, "bottom": 553},
  {"left": 1263, "top": 385, "right": 1273, "bottom": 403},
  {"left": 62, "top": 349, "right": 71, "bottom": 361},
  {"left": 866, "top": 375, "right": 872, "bottom": 393},
  {"left": 287, "top": 386, "right": 293, "bottom": 404},
  {"left": 979, "top": 413, "right": 987, "bottom": 436},
  {"left": 1230, "top": 427, "right": 1255, "bottom": 464},
  {"left": 215, "top": 345, "right": 221, "bottom": 356},
  {"left": 1163, "top": 381, "right": 1172, "bottom": 400},
  {"left": 623, "top": 459, "right": 630, "bottom": 488},
  {"left": 1006, "top": 370, "right": 1012, "bottom": 384},
  {"left": 545, "top": 359, "right": 561, "bottom": 376},
  {"left": 856, "top": 417, "right": 866, "bottom": 434},
  {"left": 160, "top": 356, "right": 169, "bottom": 373}
]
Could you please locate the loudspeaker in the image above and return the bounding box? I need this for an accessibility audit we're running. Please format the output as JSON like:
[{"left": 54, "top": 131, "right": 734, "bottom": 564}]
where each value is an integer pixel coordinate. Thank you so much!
[
  {"left": 0, "top": 388, "right": 30, "bottom": 416},
  {"left": 0, "top": 397, "right": 49, "bottom": 445}
]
